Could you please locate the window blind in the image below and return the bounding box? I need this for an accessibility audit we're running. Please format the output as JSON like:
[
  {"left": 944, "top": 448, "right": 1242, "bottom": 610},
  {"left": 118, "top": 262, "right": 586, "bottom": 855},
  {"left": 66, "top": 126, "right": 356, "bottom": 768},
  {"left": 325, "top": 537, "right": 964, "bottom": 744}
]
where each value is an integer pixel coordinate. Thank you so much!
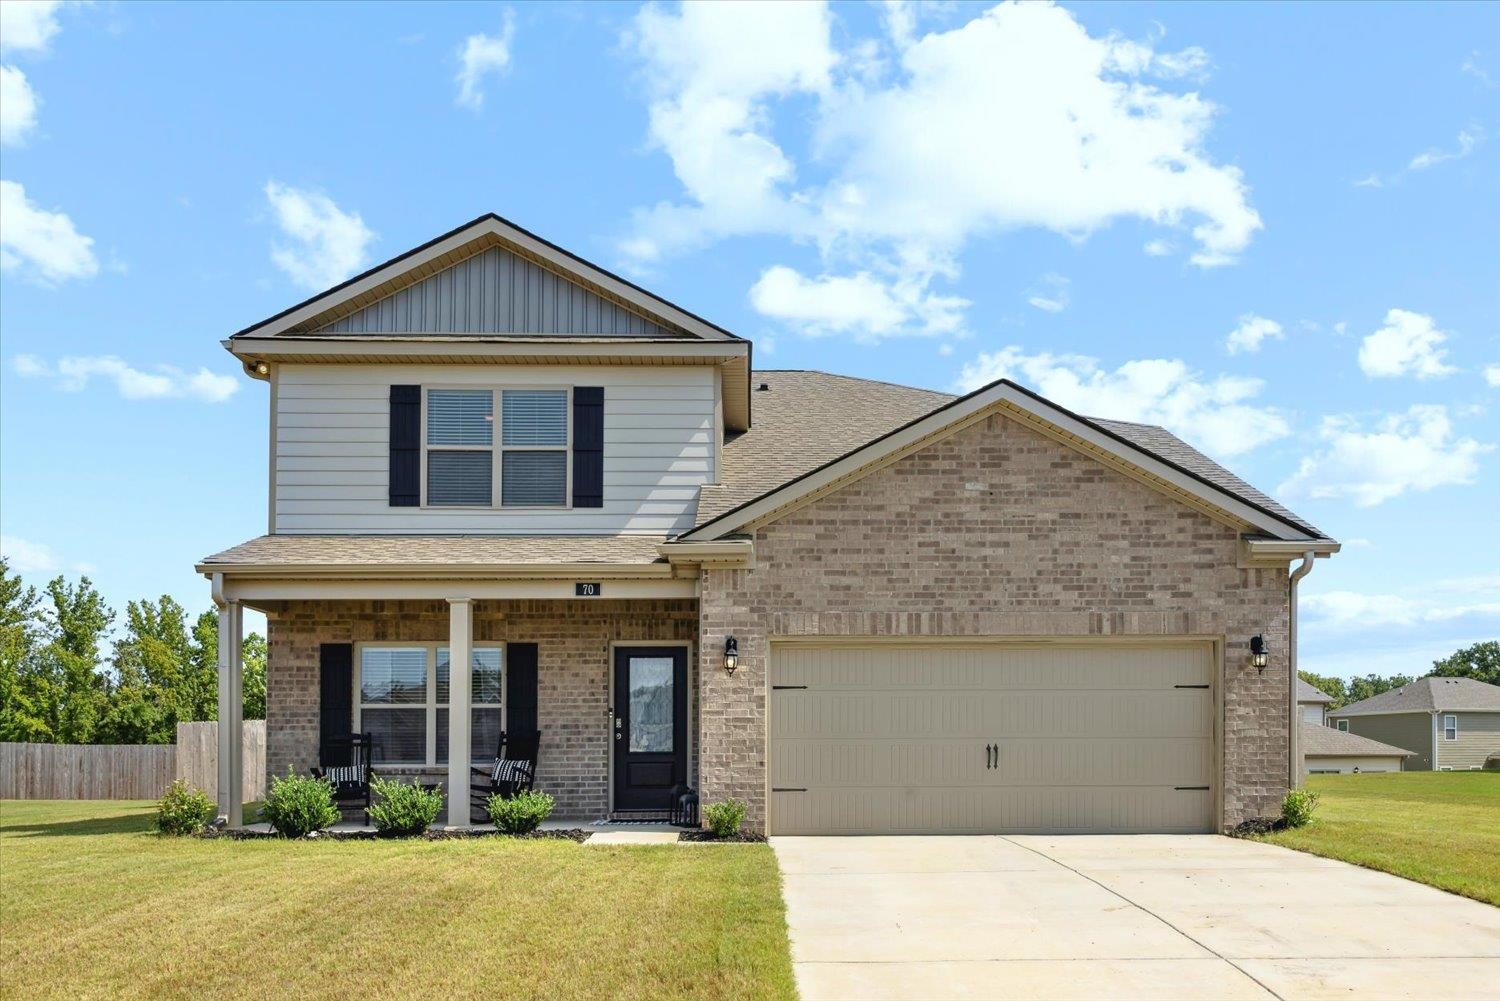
[
  {"left": 428, "top": 451, "right": 492, "bottom": 506},
  {"left": 501, "top": 390, "right": 568, "bottom": 446},
  {"left": 427, "top": 389, "right": 493, "bottom": 446},
  {"left": 502, "top": 451, "right": 567, "bottom": 506}
]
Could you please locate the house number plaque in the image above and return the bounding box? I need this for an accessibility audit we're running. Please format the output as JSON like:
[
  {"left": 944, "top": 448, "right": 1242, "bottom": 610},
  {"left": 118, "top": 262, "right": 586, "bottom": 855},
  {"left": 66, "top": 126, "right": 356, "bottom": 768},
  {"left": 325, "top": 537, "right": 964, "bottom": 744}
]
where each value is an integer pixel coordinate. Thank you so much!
[{"left": 575, "top": 582, "right": 602, "bottom": 596}]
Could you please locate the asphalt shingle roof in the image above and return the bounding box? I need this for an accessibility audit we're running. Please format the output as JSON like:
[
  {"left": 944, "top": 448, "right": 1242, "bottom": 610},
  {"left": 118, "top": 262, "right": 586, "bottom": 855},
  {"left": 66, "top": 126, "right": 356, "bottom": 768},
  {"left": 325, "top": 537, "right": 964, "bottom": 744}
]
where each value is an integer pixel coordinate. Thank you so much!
[
  {"left": 200, "top": 535, "right": 665, "bottom": 568},
  {"left": 1297, "top": 678, "right": 1336, "bottom": 704},
  {"left": 1300, "top": 722, "right": 1414, "bottom": 757},
  {"left": 1331, "top": 676, "right": 1500, "bottom": 716}
]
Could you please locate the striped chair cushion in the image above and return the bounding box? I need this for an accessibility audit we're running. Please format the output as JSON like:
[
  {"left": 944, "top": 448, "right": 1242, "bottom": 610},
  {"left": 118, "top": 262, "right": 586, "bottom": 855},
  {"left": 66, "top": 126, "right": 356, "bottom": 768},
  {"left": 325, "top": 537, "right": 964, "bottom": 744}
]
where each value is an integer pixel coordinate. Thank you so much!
[
  {"left": 491, "top": 759, "right": 529, "bottom": 784},
  {"left": 324, "top": 765, "right": 364, "bottom": 786}
]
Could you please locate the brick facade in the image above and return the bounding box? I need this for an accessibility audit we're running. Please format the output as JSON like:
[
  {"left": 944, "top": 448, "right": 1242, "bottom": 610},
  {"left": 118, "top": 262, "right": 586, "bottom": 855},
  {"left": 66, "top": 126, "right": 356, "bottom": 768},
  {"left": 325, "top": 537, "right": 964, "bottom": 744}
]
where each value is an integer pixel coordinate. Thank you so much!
[
  {"left": 266, "top": 599, "right": 697, "bottom": 818},
  {"left": 697, "top": 410, "right": 1291, "bottom": 832}
]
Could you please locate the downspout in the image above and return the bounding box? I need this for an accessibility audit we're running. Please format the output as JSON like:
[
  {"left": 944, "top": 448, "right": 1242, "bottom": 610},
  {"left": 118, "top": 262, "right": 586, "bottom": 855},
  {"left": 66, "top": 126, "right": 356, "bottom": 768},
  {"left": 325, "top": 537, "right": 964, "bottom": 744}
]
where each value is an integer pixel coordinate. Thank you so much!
[{"left": 1287, "top": 551, "right": 1317, "bottom": 789}]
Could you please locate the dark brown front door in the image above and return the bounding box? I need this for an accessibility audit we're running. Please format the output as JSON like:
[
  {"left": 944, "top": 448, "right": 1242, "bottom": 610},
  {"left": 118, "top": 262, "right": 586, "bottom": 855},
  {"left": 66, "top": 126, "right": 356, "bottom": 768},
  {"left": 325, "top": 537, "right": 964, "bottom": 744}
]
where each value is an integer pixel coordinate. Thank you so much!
[{"left": 612, "top": 646, "right": 688, "bottom": 812}]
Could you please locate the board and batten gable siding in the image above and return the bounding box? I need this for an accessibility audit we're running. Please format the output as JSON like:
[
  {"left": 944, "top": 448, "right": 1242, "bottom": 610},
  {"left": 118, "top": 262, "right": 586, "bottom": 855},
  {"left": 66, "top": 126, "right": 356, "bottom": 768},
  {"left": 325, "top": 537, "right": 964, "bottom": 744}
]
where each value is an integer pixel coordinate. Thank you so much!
[
  {"left": 275, "top": 363, "right": 716, "bottom": 534},
  {"left": 315, "top": 246, "right": 670, "bottom": 336},
  {"left": 1331, "top": 713, "right": 1435, "bottom": 770},
  {"left": 1438, "top": 711, "right": 1500, "bottom": 770}
]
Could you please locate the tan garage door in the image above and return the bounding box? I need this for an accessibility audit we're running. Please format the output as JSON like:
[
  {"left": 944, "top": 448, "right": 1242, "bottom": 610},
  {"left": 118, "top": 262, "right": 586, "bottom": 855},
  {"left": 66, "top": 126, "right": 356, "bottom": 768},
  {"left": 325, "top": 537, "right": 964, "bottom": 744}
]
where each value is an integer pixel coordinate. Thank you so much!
[{"left": 769, "top": 642, "right": 1216, "bottom": 835}]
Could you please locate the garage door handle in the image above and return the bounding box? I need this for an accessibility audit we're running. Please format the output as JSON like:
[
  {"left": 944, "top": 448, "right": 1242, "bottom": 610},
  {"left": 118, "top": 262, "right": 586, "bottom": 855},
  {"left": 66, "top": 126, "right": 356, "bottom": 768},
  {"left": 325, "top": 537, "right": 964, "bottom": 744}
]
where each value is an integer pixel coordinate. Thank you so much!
[{"left": 985, "top": 744, "right": 994, "bottom": 769}]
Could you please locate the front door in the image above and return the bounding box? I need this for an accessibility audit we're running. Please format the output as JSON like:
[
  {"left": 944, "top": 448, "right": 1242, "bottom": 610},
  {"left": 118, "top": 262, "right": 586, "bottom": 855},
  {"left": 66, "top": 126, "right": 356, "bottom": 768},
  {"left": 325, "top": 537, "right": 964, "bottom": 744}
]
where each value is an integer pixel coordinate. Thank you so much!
[{"left": 612, "top": 646, "right": 688, "bottom": 812}]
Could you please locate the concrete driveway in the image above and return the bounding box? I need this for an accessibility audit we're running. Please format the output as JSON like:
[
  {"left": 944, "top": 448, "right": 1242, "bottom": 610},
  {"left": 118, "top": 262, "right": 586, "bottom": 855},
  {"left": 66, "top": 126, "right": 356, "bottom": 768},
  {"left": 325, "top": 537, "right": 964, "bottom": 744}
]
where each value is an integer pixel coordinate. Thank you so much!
[{"left": 773, "top": 835, "right": 1500, "bottom": 1000}]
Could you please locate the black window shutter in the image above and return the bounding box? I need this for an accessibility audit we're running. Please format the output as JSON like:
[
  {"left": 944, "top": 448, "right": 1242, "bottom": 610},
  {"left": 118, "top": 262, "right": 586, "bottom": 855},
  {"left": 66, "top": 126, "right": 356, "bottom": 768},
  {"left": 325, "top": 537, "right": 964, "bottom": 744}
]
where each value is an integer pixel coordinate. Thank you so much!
[
  {"left": 507, "top": 643, "right": 539, "bottom": 736},
  {"left": 571, "top": 387, "right": 604, "bottom": 508},
  {"left": 389, "top": 385, "right": 421, "bottom": 506},
  {"left": 318, "top": 643, "right": 354, "bottom": 766}
]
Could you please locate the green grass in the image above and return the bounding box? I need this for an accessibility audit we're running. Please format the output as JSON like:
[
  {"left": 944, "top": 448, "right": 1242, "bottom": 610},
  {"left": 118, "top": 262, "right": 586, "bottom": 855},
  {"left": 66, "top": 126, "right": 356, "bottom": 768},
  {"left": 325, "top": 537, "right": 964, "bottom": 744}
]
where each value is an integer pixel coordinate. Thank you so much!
[
  {"left": 0, "top": 800, "right": 795, "bottom": 1001},
  {"left": 1258, "top": 772, "right": 1500, "bottom": 905}
]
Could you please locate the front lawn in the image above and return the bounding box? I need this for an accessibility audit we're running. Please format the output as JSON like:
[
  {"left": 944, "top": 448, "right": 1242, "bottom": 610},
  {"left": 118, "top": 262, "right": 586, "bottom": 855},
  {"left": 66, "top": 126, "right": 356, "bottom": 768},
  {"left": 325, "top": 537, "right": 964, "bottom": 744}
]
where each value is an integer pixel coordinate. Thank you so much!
[
  {"left": 0, "top": 800, "right": 795, "bottom": 1001},
  {"left": 1258, "top": 772, "right": 1499, "bottom": 905}
]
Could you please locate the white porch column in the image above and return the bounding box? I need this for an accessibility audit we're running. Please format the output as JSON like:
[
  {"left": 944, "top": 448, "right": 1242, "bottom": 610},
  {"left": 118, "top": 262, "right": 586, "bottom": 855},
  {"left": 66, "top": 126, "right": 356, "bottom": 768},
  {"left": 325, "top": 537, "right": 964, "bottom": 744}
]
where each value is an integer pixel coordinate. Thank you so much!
[
  {"left": 446, "top": 597, "right": 473, "bottom": 827},
  {"left": 216, "top": 599, "right": 244, "bottom": 826}
]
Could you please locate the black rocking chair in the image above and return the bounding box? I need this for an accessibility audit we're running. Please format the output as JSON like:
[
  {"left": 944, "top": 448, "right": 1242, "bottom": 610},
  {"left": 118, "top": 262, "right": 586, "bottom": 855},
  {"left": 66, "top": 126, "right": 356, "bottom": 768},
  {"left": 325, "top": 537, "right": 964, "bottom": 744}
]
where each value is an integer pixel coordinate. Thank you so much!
[
  {"left": 469, "top": 730, "right": 541, "bottom": 823},
  {"left": 311, "top": 732, "right": 374, "bottom": 824}
]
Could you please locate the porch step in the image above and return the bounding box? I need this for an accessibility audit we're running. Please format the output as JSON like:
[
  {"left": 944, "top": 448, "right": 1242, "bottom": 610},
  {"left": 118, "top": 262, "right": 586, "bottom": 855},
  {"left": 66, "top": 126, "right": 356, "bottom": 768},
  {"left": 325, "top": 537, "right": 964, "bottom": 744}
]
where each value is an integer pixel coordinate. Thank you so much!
[{"left": 584, "top": 831, "right": 680, "bottom": 845}]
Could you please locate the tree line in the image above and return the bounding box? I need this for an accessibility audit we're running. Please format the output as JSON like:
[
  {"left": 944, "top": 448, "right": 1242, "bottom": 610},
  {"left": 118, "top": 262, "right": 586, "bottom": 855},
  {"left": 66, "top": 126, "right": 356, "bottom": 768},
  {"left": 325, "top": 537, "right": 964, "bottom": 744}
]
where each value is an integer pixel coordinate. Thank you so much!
[
  {"left": 0, "top": 559, "right": 266, "bottom": 745},
  {"left": 1299, "top": 641, "right": 1499, "bottom": 709}
]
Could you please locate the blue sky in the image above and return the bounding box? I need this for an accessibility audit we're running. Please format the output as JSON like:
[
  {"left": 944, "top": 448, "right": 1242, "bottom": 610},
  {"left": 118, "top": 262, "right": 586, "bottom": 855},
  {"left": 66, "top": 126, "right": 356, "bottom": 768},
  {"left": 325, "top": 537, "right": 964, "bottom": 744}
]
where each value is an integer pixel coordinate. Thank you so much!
[{"left": 1, "top": 0, "right": 1496, "bottom": 679}]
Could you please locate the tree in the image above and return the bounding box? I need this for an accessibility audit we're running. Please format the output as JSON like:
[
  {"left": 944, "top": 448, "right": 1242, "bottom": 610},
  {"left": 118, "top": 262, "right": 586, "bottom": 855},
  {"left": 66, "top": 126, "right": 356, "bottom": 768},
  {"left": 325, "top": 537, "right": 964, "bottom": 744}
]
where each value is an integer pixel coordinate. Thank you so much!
[
  {"left": 0, "top": 559, "right": 48, "bottom": 742},
  {"left": 242, "top": 632, "right": 267, "bottom": 721},
  {"left": 35, "top": 575, "right": 113, "bottom": 744},
  {"left": 185, "top": 610, "right": 268, "bottom": 722},
  {"left": 1428, "top": 641, "right": 1500, "bottom": 687},
  {"left": 1344, "top": 672, "right": 1414, "bottom": 707}
]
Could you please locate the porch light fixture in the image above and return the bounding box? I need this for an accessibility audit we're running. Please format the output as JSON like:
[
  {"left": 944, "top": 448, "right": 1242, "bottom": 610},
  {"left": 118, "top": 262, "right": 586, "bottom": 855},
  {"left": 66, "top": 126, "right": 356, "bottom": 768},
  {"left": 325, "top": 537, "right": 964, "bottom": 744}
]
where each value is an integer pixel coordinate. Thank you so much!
[
  {"left": 1249, "top": 635, "right": 1269, "bottom": 672},
  {"left": 723, "top": 636, "right": 739, "bottom": 675},
  {"left": 253, "top": 361, "right": 269, "bottom": 376}
]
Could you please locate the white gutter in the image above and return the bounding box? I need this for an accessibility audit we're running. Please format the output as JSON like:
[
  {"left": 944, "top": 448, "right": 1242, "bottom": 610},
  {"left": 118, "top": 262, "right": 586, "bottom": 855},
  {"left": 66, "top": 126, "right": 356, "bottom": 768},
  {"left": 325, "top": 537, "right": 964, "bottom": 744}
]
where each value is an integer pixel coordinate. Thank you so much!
[{"left": 1288, "top": 551, "right": 1317, "bottom": 788}]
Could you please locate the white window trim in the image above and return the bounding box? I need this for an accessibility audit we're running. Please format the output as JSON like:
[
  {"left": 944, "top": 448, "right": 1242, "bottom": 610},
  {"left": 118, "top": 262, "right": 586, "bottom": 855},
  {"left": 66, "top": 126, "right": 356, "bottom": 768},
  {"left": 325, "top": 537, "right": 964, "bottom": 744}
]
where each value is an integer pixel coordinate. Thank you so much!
[
  {"left": 421, "top": 385, "right": 572, "bottom": 510},
  {"left": 353, "top": 641, "right": 505, "bottom": 766},
  {"left": 1443, "top": 714, "right": 1457, "bottom": 740},
  {"left": 1337, "top": 719, "right": 1349, "bottom": 732}
]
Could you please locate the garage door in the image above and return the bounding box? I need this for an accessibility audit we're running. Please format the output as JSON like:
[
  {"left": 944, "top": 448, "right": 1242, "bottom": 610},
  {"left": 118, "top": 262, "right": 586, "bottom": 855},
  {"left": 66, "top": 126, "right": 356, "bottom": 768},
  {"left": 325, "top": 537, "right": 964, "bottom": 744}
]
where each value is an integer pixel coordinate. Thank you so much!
[{"left": 769, "top": 643, "right": 1216, "bottom": 835}]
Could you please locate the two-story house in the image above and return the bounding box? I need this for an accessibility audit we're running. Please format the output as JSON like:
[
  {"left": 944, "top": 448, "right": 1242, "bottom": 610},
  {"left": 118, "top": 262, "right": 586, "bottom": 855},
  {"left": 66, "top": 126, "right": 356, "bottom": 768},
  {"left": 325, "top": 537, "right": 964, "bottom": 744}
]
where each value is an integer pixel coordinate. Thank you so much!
[{"left": 199, "top": 214, "right": 1339, "bottom": 834}]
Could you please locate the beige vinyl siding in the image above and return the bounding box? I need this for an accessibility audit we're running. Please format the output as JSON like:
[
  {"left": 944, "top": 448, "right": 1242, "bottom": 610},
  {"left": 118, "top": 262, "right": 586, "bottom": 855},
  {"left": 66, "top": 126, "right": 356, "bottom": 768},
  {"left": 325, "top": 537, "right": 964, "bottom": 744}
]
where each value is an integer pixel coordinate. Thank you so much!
[
  {"left": 769, "top": 642, "right": 1215, "bottom": 836},
  {"left": 275, "top": 363, "right": 715, "bottom": 534},
  {"left": 1304, "top": 755, "right": 1405, "bottom": 774},
  {"left": 1329, "top": 712, "right": 1434, "bottom": 770},
  {"left": 1437, "top": 712, "right": 1500, "bottom": 770}
]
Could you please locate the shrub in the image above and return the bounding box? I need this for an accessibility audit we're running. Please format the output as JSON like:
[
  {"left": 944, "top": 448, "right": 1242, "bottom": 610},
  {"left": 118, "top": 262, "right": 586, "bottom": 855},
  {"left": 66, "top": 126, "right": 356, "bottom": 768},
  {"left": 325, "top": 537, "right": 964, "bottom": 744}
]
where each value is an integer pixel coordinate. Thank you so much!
[
  {"left": 703, "top": 798, "right": 747, "bottom": 839},
  {"left": 156, "top": 779, "right": 216, "bottom": 836},
  {"left": 488, "top": 790, "right": 555, "bottom": 834},
  {"left": 261, "top": 767, "right": 340, "bottom": 838},
  {"left": 1281, "top": 787, "right": 1320, "bottom": 828},
  {"left": 368, "top": 776, "right": 443, "bottom": 836}
]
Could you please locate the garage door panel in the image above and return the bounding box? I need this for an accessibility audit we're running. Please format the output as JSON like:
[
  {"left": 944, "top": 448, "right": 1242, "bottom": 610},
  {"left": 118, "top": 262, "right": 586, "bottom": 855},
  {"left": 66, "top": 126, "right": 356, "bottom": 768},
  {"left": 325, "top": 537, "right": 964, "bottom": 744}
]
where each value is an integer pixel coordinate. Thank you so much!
[
  {"left": 769, "top": 643, "right": 1216, "bottom": 835},
  {"left": 773, "top": 737, "right": 1212, "bottom": 788},
  {"left": 774, "top": 786, "right": 1215, "bottom": 836}
]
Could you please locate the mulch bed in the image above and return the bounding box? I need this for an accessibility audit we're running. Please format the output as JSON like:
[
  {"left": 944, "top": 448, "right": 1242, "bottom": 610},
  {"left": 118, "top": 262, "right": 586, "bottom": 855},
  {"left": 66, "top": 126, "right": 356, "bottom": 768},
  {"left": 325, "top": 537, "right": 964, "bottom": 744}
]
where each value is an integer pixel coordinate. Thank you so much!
[
  {"left": 1227, "top": 817, "right": 1289, "bottom": 837},
  {"left": 677, "top": 830, "right": 767, "bottom": 843},
  {"left": 198, "top": 825, "right": 591, "bottom": 843}
]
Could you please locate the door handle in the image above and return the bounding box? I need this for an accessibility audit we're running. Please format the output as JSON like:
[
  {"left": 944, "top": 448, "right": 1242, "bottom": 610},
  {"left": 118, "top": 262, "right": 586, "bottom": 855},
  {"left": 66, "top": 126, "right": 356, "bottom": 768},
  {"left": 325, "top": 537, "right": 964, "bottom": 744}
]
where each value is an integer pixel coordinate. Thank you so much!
[
  {"left": 989, "top": 743, "right": 998, "bottom": 769},
  {"left": 985, "top": 743, "right": 993, "bottom": 769}
]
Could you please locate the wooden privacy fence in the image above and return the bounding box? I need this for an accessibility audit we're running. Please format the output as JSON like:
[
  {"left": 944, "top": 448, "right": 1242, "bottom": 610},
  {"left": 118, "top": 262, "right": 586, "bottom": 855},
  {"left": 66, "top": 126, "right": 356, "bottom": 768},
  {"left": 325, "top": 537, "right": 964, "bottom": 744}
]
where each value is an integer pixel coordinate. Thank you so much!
[
  {"left": 0, "top": 722, "right": 266, "bottom": 801},
  {"left": 175, "top": 721, "right": 266, "bottom": 803},
  {"left": 0, "top": 742, "right": 176, "bottom": 799}
]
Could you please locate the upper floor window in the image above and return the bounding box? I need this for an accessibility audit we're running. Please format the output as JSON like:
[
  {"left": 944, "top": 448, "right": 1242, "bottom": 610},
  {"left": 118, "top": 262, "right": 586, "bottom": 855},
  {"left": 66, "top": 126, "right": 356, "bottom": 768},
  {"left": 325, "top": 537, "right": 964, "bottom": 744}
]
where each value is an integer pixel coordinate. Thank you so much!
[
  {"left": 1443, "top": 714, "right": 1457, "bottom": 740},
  {"left": 424, "top": 388, "right": 569, "bottom": 507}
]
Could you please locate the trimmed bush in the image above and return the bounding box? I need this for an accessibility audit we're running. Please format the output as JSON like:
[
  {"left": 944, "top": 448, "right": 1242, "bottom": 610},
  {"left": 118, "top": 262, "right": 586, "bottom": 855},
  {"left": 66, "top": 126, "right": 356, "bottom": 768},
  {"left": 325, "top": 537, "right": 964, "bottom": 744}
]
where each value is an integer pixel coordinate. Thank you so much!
[
  {"left": 1281, "top": 787, "right": 1320, "bottom": 828},
  {"left": 368, "top": 776, "right": 443, "bottom": 836},
  {"left": 156, "top": 779, "right": 216, "bottom": 836},
  {"left": 261, "top": 768, "right": 340, "bottom": 838},
  {"left": 488, "top": 790, "right": 555, "bottom": 834},
  {"left": 703, "top": 798, "right": 747, "bottom": 839}
]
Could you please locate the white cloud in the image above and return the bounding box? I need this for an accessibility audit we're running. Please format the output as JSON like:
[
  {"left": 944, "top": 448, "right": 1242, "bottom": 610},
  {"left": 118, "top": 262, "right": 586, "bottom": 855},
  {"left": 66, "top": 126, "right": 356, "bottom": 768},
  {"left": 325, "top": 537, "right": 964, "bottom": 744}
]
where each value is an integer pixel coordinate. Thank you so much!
[
  {"left": 455, "top": 10, "right": 515, "bottom": 111},
  {"left": 1225, "top": 313, "right": 1283, "bottom": 354},
  {"left": 1408, "top": 127, "right": 1481, "bottom": 171},
  {"left": 1304, "top": 583, "right": 1500, "bottom": 632},
  {"left": 955, "top": 346, "right": 1289, "bottom": 457},
  {"left": 1483, "top": 364, "right": 1500, "bottom": 388},
  {"left": 1357, "top": 308, "right": 1456, "bottom": 380},
  {"left": 0, "top": 535, "right": 60, "bottom": 575},
  {"left": 263, "top": 181, "right": 375, "bottom": 290},
  {"left": 1027, "top": 273, "right": 1070, "bottom": 313},
  {"left": 1278, "top": 405, "right": 1491, "bottom": 507},
  {"left": 0, "top": 179, "right": 97, "bottom": 285},
  {"left": 0, "top": 64, "right": 38, "bottom": 145},
  {"left": 0, "top": 2, "right": 64, "bottom": 56},
  {"left": 1142, "top": 238, "right": 1174, "bottom": 256},
  {"left": 748, "top": 264, "right": 966, "bottom": 340},
  {"left": 1462, "top": 52, "right": 1495, "bottom": 88},
  {"left": 625, "top": 2, "right": 1260, "bottom": 339},
  {"left": 1353, "top": 173, "right": 1382, "bottom": 189},
  {"left": 12, "top": 354, "right": 239, "bottom": 402}
]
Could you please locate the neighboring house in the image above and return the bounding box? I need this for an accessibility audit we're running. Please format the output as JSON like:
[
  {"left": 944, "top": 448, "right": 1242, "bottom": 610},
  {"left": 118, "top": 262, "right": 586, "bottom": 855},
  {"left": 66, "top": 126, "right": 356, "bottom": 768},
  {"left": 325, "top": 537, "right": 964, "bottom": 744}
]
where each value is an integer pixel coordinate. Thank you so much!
[
  {"left": 1327, "top": 677, "right": 1500, "bottom": 772},
  {"left": 1297, "top": 678, "right": 1334, "bottom": 726},
  {"left": 198, "top": 214, "right": 1340, "bottom": 835},
  {"left": 1300, "top": 722, "right": 1412, "bottom": 774}
]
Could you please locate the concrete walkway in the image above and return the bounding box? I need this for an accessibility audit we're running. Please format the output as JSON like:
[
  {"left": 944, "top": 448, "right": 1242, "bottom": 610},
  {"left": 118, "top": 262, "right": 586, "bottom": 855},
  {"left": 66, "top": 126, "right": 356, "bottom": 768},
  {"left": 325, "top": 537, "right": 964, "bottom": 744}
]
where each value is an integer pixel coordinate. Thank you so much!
[{"left": 772, "top": 834, "right": 1500, "bottom": 1000}]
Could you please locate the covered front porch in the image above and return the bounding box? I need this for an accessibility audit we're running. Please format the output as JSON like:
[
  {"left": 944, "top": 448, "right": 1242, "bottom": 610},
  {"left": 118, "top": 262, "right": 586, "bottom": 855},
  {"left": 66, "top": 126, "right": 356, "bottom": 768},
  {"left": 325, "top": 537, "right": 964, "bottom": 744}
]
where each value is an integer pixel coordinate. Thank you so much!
[{"left": 201, "top": 536, "right": 709, "bottom": 828}]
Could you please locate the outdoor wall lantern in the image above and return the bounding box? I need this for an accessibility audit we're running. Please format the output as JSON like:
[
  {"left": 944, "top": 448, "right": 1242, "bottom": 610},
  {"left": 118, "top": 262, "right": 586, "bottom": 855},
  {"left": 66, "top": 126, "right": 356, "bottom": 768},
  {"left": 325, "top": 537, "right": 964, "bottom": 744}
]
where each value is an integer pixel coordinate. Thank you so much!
[
  {"left": 1249, "top": 635, "right": 1269, "bottom": 672},
  {"left": 723, "top": 636, "right": 739, "bottom": 675}
]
